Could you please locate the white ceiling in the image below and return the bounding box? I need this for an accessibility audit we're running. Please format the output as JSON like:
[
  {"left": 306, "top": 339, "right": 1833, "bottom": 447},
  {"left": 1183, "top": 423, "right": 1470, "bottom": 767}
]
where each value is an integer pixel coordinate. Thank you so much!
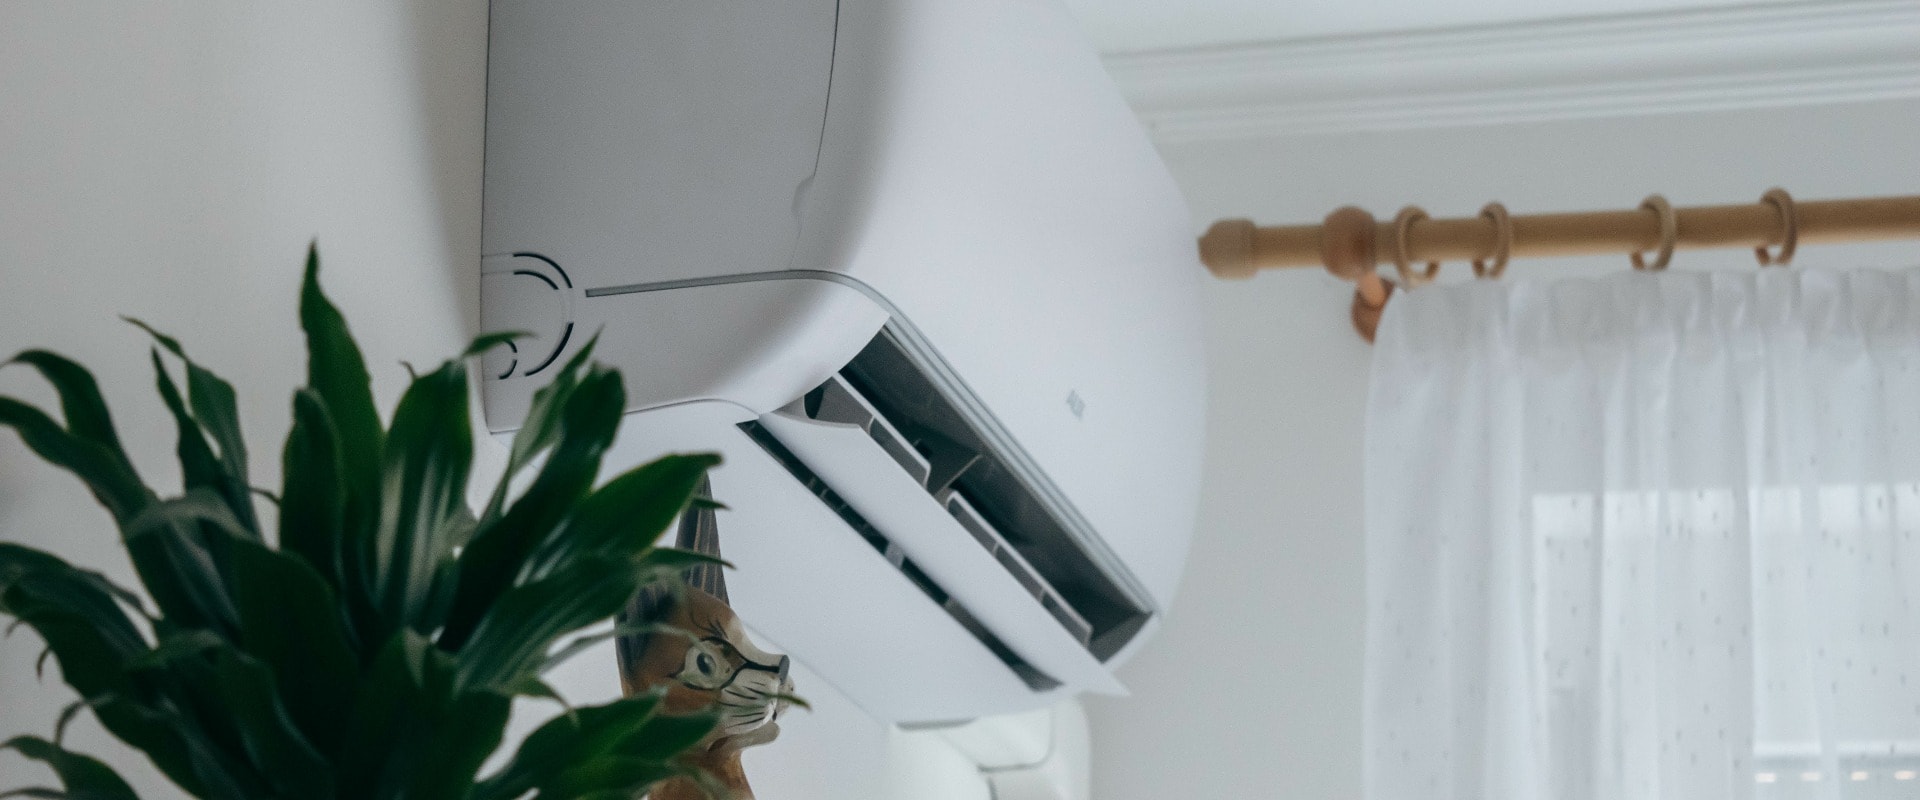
[{"left": 1059, "top": 0, "right": 1754, "bottom": 52}]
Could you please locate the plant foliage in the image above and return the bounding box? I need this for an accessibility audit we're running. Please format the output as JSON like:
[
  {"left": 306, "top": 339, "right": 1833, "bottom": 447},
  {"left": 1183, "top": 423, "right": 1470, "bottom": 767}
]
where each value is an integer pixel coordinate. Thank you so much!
[{"left": 0, "top": 245, "right": 725, "bottom": 799}]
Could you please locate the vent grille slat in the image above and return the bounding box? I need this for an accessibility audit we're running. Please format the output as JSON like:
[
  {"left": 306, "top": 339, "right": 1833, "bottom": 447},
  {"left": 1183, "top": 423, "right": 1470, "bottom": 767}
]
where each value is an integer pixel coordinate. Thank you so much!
[
  {"left": 739, "top": 420, "right": 1062, "bottom": 692},
  {"left": 771, "top": 328, "right": 1152, "bottom": 663}
]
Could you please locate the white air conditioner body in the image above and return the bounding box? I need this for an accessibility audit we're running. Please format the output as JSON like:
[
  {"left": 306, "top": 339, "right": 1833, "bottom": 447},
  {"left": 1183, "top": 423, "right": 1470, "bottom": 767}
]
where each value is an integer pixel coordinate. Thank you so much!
[{"left": 481, "top": 0, "right": 1205, "bottom": 722}]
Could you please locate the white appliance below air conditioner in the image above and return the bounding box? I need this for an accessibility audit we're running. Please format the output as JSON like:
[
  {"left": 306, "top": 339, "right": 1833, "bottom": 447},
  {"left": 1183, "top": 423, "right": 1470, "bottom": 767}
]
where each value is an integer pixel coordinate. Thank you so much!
[
  {"left": 479, "top": 0, "right": 1205, "bottom": 722},
  {"left": 894, "top": 700, "right": 1093, "bottom": 800}
]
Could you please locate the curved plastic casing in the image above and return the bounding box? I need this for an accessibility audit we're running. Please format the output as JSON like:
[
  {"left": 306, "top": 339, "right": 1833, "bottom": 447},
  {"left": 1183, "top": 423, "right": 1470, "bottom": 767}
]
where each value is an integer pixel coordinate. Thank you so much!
[{"left": 482, "top": 0, "right": 1205, "bottom": 721}]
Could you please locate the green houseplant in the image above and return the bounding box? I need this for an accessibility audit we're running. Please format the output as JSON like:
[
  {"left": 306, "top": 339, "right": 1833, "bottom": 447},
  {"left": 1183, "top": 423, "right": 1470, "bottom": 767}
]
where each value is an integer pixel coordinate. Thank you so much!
[{"left": 0, "top": 247, "right": 732, "bottom": 799}]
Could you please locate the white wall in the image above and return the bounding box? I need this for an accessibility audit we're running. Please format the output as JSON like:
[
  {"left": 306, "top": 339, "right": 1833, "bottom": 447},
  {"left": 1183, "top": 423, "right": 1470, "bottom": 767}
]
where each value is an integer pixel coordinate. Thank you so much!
[
  {"left": 1087, "top": 99, "right": 1920, "bottom": 800},
  {"left": 0, "top": 5, "right": 926, "bottom": 798},
  {"left": 0, "top": 3, "right": 489, "bottom": 791},
  {"left": 1061, "top": 0, "right": 1757, "bottom": 53}
]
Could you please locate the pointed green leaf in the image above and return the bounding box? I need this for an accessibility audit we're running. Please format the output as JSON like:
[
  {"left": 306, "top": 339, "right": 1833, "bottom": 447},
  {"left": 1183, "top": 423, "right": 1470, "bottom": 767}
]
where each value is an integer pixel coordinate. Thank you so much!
[
  {"left": 299, "top": 245, "right": 383, "bottom": 616},
  {"left": 440, "top": 367, "right": 624, "bottom": 650},
  {"left": 5, "top": 351, "right": 130, "bottom": 465},
  {"left": 480, "top": 336, "right": 601, "bottom": 523},
  {"left": 470, "top": 694, "right": 665, "bottom": 800},
  {"left": 454, "top": 556, "right": 643, "bottom": 693},
  {"left": 0, "top": 398, "right": 153, "bottom": 525},
  {"left": 463, "top": 331, "right": 528, "bottom": 360},
  {"left": 228, "top": 538, "right": 359, "bottom": 756},
  {"left": 299, "top": 244, "right": 382, "bottom": 480},
  {"left": 505, "top": 675, "right": 573, "bottom": 714},
  {"left": 0, "top": 736, "right": 138, "bottom": 800},
  {"left": 0, "top": 544, "right": 148, "bottom": 694},
  {"left": 527, "top": 454, "right": 719, "bottom": 580},
  {"left": 542, "top": 620, "right": 693, "bottom": 677},
  {"left": 278, "top": 389, "right": 345, "bottom": 590},
  {"left": 405, "top": 689, "right": 511, "bottom": 800},
  {"left": 0, "top": 546, "right": 212, "bottom": 796},
  {"left": 203, "top": 647, "right": 335, "bottom": 800},
  {"left": 127, "top": 318, "right": 257, "bottom": 533},
  {"left": 338, "top": 632, "right": 510, "bottom": 800},
  {"left": 620, "top": 711, "right": 721, "bottom": 762},
  {"left": 146, "top": 350, "right": 235, "bottom": 524},
  {"left": 631, "top": 546, "right": 729, "bottom": 578},
  {"left": 370, "top": 359, "right": 473, "bottom": 636},
  {"left": 127, "top": 634, "right": 283, "bottom": 800},
  {"left": 544, "top": 757, "right": 680, "bottom": 799},
  {"left": 120, "top": 490, "right": 249, "bottom": 636}
]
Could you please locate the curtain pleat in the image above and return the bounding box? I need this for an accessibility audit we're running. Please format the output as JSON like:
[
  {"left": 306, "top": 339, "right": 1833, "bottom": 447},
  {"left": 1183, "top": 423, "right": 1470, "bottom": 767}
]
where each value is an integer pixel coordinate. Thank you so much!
[{"left": 1366, "top": 269, "right": 1920, "bottom": 800}]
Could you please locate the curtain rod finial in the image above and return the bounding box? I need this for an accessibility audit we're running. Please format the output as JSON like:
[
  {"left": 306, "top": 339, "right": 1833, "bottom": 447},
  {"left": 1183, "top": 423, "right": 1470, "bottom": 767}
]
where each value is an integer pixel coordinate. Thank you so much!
[
  {"left": 1322, "top": 206, "right": 1378, "bottom": 282},
  {"left": 1200, "top": 218, "right": 1258, "bottom": 279}
]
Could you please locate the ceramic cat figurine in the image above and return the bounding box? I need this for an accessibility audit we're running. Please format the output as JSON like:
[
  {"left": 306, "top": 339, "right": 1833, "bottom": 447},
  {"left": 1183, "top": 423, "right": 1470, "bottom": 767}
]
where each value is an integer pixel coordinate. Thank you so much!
[{"left": 618, "top": 482, "right": 793, "bottom": 800}]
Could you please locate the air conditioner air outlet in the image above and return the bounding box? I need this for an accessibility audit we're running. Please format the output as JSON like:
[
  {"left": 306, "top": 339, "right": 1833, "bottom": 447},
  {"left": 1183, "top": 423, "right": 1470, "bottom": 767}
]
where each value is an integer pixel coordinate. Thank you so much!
[
  {"left": 767, "top": 328, "right": 1153, "bottom": 665},
  {"left": 739, "top": 420, "right": 1062, "bottom": 692}
]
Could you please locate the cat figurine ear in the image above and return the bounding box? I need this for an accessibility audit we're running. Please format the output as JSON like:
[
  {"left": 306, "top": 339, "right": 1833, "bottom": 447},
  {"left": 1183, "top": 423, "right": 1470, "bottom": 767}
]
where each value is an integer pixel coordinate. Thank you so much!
[{"left": 618, "top": 477, "right": 793, "bottom": 800}]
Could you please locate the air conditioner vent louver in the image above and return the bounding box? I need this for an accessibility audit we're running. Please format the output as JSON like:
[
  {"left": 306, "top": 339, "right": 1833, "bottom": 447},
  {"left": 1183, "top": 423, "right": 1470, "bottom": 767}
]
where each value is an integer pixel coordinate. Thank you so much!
[
  {"left": 739, "top": 420, "right": 1062, "bottom": 692},
  {"left": 762, "top": 328, "right": 1152, "bottom": 664}
]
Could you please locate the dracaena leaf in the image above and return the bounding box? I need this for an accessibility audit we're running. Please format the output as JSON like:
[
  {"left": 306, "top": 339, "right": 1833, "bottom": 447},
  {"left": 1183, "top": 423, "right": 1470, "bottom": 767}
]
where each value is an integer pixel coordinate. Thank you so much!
[
  {"left": 5, "top": 351, "right": 132, "bottom": 467},
  {"left": 543, "top": 756, "right": 681, "bottom": 799},
  {"left": 453, "top": 556, "right": 644, "bottom": 693},
  {"left": 480, "top": 335, "right": 602, "bottom": 523},
  {"left": 526, "top": 454, "right": 719, "bottom": 581},
  {"left": 226, "top": 536, "right": 359, "bottom": 757},
  {"left": 542, "top": 619, "right": 695, "bottom": 677},
  {"left": 278, "top": 389, "right": 345, "bottom": 592},
  {"left": 367, "top": 358, "right": 474, "bottom": 638},
  {"left": 618, "top": 711, "right": 720, "bottom": 762},
  {"left": 505, "top": 675, "right": 574, "bottom": 716},
  {"left": 0, "top": 736, "right": 138, "bottom": 800},
  {"left": 127, "top": 318, "right": 257, "bottom": 533},
  {"left": 438, "top": 366, "right": 624, "bottom": 651},
  {"left": 298, "top": 243, "right": 382, "bottom": 485},
  {"left": 146, "top": 349, "right": 244, "bottom": 535},
  {"left": 469, "top": 693, "right": 665, "bottom": 800},
  {"left": 201, "top": 647, "right": 335, "bottom": 800},
  {"left": 85, "top": 696, "right": 212, "bottom": 800},
  {"left": 298, "top": 245, "right": 383, "bottom": 595},
  {"left": 120, "top": 490, "right": 251, "bottom": 637},
  {"left": 0, "top": 544, "right": 148, "bottom": 699},
  {"left": 338, "top": 632, "right": 511, "bottom": 800},
  {"left": 0, "top": 547, "right": 212, "bottom": 796},
  {"left": 126, "top": 633, "right": 283, "bottom": 800},
  {"left": 0, "top": 398, "right": 153, "bottom": 526},
  {"left": 631, "top": 547, "right": 729, "bottom": 579},
  {"left": 463, "top": 331, "right": 528, "bottom": 360}
]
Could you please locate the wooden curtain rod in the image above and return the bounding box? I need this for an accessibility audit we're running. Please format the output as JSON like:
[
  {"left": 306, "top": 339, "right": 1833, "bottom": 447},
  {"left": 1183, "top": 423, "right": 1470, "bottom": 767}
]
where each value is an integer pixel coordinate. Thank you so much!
[{"left": 1198, "top": 191, "right": 1920, "bottom": 341}]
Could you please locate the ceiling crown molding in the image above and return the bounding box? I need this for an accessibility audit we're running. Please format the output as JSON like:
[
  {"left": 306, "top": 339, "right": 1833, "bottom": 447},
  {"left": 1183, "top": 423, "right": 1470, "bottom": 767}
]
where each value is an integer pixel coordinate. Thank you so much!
[{"left": 1102, "top": 0, "right": 1920, "bottom": 143}]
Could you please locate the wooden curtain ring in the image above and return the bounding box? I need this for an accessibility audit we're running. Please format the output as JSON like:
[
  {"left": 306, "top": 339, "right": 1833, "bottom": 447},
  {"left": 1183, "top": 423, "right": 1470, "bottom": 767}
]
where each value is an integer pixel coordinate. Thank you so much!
[
  {"left": 1393, "top": 206, "right": 1441, "bottom": 287},
  {"left": 1756, "top": 187, "right": 1798, "bottom": 267},
  {"left": 1472, "top": 202, "right": 1512, "bottom": 279},
  {"left": 1351, "top": 278, "right": 1396, "bottom": 343},
  {"left": 1630, "top": 194, "right": 1676, "bottom": 271}
]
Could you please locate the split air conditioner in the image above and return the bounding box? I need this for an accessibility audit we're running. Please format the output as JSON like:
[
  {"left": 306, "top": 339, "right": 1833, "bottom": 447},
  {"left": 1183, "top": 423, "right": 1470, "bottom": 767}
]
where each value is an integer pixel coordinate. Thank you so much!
[{"left": 480, "top": 0, "right": 1205, "bottom": 722}]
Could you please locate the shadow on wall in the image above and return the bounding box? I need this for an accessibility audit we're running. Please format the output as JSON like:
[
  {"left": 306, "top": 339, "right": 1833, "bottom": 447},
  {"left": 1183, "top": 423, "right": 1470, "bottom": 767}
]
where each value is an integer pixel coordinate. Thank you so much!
[{"left": 404, "top": 0, "right": 492, "bottom": 337}]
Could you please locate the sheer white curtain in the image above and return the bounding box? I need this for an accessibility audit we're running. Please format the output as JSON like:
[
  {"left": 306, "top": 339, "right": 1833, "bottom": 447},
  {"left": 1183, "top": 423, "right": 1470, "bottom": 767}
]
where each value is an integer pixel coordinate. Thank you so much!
[{"left": 1366, "top": 269, "right": 1920, "bottom": 800}]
